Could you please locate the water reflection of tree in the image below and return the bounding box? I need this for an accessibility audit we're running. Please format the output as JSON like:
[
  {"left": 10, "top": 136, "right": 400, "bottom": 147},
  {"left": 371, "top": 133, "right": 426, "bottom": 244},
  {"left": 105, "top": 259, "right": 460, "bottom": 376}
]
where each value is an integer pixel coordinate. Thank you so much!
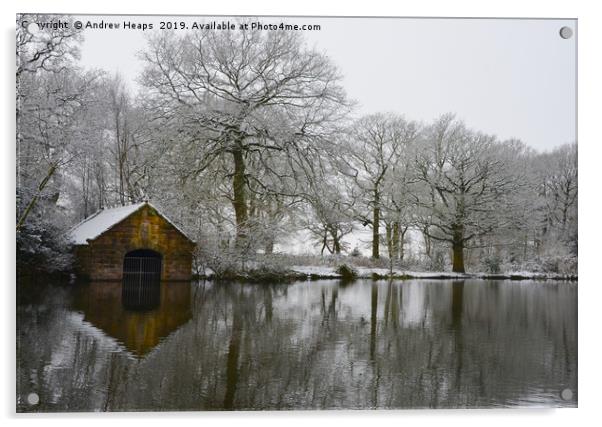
[
  {"left": 369, "top": 281, "right": 576, "bottom": 408},
  {"left": 17, "top": 280, "right": 577, "bottom": 411}
]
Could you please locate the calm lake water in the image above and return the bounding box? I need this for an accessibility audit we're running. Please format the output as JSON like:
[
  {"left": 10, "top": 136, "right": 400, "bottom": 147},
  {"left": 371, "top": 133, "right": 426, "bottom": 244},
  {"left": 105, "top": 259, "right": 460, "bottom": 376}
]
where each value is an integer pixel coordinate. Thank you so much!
[{"left": 17, "top": 279, "right": 577, "bottom": 411}]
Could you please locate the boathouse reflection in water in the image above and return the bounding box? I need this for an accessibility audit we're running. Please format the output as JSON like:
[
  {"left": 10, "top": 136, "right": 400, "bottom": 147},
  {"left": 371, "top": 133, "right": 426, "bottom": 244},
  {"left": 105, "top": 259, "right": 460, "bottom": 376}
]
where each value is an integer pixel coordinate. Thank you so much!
[{"left": 74, "top": 280, "right": 192, "bottom": 356}]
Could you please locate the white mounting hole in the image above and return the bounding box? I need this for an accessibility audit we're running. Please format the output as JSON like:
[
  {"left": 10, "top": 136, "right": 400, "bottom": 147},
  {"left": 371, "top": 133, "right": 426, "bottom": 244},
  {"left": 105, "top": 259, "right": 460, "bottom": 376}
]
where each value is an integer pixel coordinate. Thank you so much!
[
  {"left": 561, "top": 388, "right": 573, "bottom": 400},
  {"left": 26, "top": 22, "right": 40, "bottom": 35},
  {"left": 27, "top": 392, "right": 39, "bottom": 405}
]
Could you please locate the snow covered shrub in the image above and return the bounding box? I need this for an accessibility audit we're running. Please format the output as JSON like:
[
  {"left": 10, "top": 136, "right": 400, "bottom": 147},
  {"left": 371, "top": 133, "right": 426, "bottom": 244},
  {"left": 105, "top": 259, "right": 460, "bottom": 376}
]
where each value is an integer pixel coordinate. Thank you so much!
[
  {"left": 17, "top": 209, "right": 73, "bottom": 277},
  {"left": 537, "top": 240, "right": 578, "bottom": 274},
  {"left": 336, "top": 264, "right": 358, "bottom": 280},
  {"left": 350, "top": 246, "right": 361, "bottom": 257},
  {"left": 429, "top": 250, "right": 447, "bottom": 272},
  {"left": 482, "top": 254, "right": 503, "bottom": 274},
  {"left": 348, "top": 255, "right": 389, "bottom": 269},
  {"left": 541, "top": 255, "right": 577, "bottom": 275},
  {"left": 398, "top": 254, "right": 425, "bottom": 271},
  {"left": 193, "top": 232, "right": 242, "bottom": 277}
]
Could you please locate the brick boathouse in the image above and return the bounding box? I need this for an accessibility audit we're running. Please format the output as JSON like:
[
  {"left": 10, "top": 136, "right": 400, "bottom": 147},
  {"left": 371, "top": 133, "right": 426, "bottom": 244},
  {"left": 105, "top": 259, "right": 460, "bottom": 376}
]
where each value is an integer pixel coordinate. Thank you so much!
[{"left": 69, "top": 201, "right": 195, "bottom": 281}]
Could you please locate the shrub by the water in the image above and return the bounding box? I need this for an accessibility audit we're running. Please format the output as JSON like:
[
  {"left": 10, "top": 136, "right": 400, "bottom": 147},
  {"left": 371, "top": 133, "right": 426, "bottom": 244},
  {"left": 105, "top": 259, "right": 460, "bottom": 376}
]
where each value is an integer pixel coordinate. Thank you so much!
[
  {"left": 336, "top": 264, "right": 358, "bottom": 280},
  {"left": 482, "top": 254, "right": 502, "bottom": 274}
]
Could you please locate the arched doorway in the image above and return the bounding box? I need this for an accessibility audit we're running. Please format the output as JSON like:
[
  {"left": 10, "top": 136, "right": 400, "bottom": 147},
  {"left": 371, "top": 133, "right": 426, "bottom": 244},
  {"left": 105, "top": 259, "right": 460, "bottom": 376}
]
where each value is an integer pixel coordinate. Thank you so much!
[
  {"left": 123, "top": 249, "right": 162, "bottom": 277},
  {"left": 122, "top": 249, "right": 162, "bottom": 310}
]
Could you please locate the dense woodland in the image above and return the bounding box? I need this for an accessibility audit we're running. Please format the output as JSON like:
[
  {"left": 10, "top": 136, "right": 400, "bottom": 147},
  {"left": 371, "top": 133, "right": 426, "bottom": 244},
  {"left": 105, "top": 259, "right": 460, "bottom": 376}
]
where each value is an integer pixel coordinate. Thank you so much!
[{"left": 16, "top": 15, "right": 577, "bottom": 276}]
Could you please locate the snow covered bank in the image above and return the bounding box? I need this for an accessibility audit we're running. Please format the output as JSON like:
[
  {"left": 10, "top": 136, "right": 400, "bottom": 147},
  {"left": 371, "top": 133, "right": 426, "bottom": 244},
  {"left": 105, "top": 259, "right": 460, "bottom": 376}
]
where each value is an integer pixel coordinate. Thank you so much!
[
  {"left": 288, "top": 266, "right": 576, "bottom": 281},
  {"left": 194, "top": 265, "right": 576, "bottom": 282}
]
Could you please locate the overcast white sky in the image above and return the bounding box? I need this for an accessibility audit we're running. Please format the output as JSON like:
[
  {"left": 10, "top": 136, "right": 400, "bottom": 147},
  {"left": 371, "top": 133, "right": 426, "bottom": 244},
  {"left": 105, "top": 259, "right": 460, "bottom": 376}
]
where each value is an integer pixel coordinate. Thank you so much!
[{"left": 74, "top": 15, "right": 576, "bottom": 152}]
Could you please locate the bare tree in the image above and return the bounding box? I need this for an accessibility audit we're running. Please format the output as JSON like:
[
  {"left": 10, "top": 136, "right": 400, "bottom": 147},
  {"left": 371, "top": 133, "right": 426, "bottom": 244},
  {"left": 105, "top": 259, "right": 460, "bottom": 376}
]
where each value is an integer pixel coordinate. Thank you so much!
[
  {"left": 305, "top": 179, "right": 355, "bottom": 255},
  {"left": 16, "top": 14, "right": 86, "bottom": 230},
  {"left": 16, "top": 69, "right": 100, "bottom": 230},
  {"left": 16, "top": 14, "right": 81, "bottom": 80},
  {"left": 537, "top": 143, "right": 578, "bottom": 242},
  {"left": 342, "top": 113, "right": 419, "bottom": 258},
  {"left": 413, "top": 114, "right": 520, "bottom": 272},
  {"left": 102, "top": 75, "right": 151, "bottom": 205},
  {"left": 139, "top": 25, "right": 349, "bottom": 247}
]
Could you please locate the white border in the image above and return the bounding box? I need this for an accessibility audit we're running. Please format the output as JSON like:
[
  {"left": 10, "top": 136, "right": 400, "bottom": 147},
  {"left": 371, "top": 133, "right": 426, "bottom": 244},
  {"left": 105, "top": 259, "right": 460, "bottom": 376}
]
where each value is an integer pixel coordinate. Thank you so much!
[{"left": 3, "top": 1, "right": 600, "bottom": 426}]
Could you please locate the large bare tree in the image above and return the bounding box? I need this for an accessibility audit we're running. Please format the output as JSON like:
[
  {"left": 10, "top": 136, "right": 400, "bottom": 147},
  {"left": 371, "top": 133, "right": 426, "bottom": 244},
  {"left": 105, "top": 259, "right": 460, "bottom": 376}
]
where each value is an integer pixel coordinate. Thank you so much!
[
  {"left": 414, "top": 115, "right": 520, "bottom": 272},
  {"left": 139, "top": 25, "right": 349, "bottom": 247}
]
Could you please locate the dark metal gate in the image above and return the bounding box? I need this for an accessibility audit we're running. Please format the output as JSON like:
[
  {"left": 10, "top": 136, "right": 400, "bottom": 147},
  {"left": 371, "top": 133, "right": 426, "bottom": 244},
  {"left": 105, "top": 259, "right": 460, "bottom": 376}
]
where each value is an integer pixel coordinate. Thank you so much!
[{"left": 122, "top": 249, "right": 162, "bottom": 310}]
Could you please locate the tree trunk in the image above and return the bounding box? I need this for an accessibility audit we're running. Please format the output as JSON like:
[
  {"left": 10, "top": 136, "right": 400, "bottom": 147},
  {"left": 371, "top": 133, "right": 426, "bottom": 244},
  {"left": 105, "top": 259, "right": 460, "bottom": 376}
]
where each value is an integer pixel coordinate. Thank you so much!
[
  {"left": 231, "top": 147, "right": 248, "bottom": 247},
  {"left": 333, "top": 232, "right": 341, "bottom": 255},
  {"left": 385, "top": 222, "right": 392, "bottom": 258},
  {"left": 399, "top": 226, "right": 407, "bottom": 262},
  {"left": 422, "top": 227, "right": 432, "bottom": 259},
  {"left": 320, "top": 230, "right": 328, "bottom": 255},
  {"left": 16, "top": 163, "right": 57, "bottom": 231},
  {"left": 392, "top": 222, "right": 400, "bottom": 260},
  {"left": 372, "top": 190, "right": 380, "bottom": 259},
  {"left": 451, "top": 226, "right": 465, "bottom": 273},
  {"left": 81, "top": 166, "right": 90, "bottom": 218},
  {"left": 114, "top": 111, "right": 126, "bottom": 206}
]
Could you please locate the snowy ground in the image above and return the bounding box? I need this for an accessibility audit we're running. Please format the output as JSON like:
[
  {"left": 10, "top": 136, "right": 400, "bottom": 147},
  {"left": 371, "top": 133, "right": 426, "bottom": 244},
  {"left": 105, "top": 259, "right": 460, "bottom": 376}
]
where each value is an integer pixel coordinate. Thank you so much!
[
  {"left": 197, "top": 264, "right": 576, "bottom": 281},
  {"left": 289, "top": 265, "right": 576, "bottom": 280}
]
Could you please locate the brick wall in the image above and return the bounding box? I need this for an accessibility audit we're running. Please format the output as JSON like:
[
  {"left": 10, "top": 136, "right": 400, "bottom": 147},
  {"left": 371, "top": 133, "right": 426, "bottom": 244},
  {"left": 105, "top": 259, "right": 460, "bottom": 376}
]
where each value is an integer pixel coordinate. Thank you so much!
[{"left": 74, "top": 205, "right": 195, "bottom": 281}]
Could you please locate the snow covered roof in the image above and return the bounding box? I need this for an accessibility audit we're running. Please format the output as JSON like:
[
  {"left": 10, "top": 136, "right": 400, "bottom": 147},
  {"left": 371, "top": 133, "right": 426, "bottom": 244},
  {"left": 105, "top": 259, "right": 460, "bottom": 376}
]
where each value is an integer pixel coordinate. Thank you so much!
[{"left": 68, "top": 201, "right": 194, "bottom": 245}]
